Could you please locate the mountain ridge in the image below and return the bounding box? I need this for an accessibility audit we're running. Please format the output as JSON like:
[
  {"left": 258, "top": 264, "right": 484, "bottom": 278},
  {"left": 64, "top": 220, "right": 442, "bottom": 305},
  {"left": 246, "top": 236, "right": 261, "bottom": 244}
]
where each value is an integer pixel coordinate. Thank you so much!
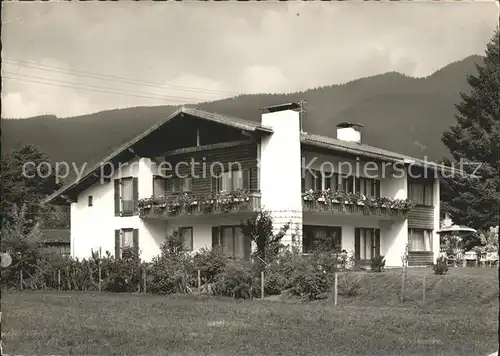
[{"left": 1, "top": 55, "right": 483, "bottom": 178}]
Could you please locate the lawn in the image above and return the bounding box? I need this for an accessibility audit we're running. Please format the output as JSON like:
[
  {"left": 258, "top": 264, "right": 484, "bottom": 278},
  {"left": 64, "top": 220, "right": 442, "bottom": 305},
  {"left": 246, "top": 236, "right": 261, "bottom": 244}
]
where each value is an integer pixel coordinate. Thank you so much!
[{"left": 2, "top": 267, "right": 498, "bottom": 356}]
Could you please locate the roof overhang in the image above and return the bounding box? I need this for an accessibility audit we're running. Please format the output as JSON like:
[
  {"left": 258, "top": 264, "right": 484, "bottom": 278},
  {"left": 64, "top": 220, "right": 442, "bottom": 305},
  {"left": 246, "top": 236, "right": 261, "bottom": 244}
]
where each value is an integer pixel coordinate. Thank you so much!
[
  {"left": 45, "top": 107, "right": 273, "bottom": 205},
  {"left": 301, "top": 133, "right": 473, "bottom": 178}
]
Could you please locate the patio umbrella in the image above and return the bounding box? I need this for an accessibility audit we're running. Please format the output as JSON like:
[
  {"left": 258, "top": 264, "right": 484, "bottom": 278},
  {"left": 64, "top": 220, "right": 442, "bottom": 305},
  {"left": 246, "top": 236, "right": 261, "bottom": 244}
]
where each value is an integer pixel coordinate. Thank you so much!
[{"left": 436, "top": 225, "right": 477, "bottom": 234}]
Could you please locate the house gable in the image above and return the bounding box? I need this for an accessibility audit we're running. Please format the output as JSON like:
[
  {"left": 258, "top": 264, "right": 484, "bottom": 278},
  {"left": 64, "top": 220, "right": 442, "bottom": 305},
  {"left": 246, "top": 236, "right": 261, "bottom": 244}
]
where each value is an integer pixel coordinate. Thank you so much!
[{"left": 45, "top": 108, "right": 272, "bottom": 205}]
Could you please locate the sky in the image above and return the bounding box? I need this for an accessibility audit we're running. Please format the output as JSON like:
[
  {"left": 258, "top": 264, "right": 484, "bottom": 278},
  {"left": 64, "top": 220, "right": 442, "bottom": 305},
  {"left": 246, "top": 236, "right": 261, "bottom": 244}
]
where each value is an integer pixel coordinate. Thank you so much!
[{"left": 1, "top": 1, "right": 498, "bottom": 119}]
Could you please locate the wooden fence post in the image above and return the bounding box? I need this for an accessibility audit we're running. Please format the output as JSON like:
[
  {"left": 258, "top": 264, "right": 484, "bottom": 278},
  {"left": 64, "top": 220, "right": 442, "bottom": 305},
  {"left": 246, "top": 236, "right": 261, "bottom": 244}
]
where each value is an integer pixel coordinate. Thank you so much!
[
  {"left": 197, "top": 270, "right": 201, "bottom": 294},
  {"left": 58, "top": 269, "right": 61, "bottom": 291},
  {"left": 334, "top": 272, "right": 338, "bottom": 306},
  {"left": 142, "top": 267, "right": 147, "bottom": 295},
  {"left": 0, "top": 311, "right": 2, "bottom": 356},
  {"left": 260, "top": 271, "right": 264, "bottom": 300},
  {"left": 20, "top": 269, "right": 23, "bottom": 291},
  {"left": 422, "top": 275, "right": 426, "bottom": 305},
  {"left": 98, "top": 266, "right": 102, "bottom": 292},
  {"left": 400, "top": 267, "right": 405, "bottom": 303}
]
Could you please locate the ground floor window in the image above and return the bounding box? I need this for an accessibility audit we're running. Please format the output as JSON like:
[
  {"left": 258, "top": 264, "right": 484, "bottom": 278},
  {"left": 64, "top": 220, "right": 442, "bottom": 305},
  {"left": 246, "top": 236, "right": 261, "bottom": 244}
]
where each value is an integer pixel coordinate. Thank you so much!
[
  {"left": 115, "top": 228, "right": 138, "bottom": 258},
  {"left": 212, "top": 226, "right": 251, "bottom": 260},
  {"left": 302, "top": 225, "right": 342, "bottom": 253},
  {"left": 179, "top": 227, "right": 193, "bottom": 251},
  {"left": 408, "top": 228, "right": 433, "bottom": 252},
  {"left": 355, "top": 228, "right": 380, "bottom": 260}
]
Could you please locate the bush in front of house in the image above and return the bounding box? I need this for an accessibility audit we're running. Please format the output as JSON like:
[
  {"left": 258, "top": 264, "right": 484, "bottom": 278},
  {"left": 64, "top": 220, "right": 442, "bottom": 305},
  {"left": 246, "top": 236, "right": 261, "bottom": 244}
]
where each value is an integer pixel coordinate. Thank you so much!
[
  {"left": 433, "top": 255, "right": 449, "bottom": 275},
  {"left": 213, "top": 259, "right": 260, "bottom": 299},
  {"left": 146, "top": 231, "right": 195, "bottom": 294},
  {"left": 101, "top": 248, "right": 142, "bottom": 293},
  {"left": 370, "top": 255, "right": 386, "bottom": 272},
  {"left": 193, "top": 246, "right": 228, "bottom": 288}
]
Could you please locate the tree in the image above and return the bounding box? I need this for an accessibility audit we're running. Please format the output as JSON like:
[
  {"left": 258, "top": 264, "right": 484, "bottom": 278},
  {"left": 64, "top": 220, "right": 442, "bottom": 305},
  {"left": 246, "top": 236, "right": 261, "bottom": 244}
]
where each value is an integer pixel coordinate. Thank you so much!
[
  {"left": 240, "top": 211, "right": 290, "bottom": 266},
  {"left": 441, "top": 29, "right": 500, "bottom": 231},
  {"left": 0, "top": 204, "right": 43, "bottom": 287},
  {"left": 1, "top": 145, "right": 62, "bottom": 228}
]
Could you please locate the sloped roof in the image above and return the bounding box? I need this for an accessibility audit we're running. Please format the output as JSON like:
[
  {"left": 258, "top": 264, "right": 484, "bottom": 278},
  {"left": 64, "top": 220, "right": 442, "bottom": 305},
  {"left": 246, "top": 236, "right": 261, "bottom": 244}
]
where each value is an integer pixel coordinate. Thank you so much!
[
  {"left": 301, "top": 132, "right": 466, "bottom": 175},
  {"left": 45, "top": 106, "right": 469, "bottom": 205},
  {"left": 45, "top": 107, "right": 273, "bottom": 204}
]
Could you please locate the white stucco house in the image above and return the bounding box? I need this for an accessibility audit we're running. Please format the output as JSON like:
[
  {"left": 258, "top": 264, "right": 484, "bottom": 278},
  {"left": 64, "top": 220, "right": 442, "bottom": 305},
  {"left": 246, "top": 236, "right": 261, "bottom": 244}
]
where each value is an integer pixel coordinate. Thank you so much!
[{"left": 46, "top": 102, "right": 460, "bottom": 267}]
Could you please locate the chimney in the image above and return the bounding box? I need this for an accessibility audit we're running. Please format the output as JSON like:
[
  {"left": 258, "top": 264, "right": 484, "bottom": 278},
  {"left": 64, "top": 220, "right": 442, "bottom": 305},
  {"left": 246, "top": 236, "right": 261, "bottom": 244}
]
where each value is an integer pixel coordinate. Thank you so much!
[
  {"left": 260, "top": 102, "right": 303, "bottom": 248},
  {"left": 336, "top": 122, "right": 363, "bottom": 143}
]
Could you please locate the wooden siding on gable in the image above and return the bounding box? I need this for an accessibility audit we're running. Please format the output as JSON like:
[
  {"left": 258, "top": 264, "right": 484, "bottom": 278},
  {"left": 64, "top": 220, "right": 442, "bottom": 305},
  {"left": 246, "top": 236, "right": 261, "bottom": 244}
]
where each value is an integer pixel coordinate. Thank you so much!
[
  {"left": 408, "top": 205, "right": 435, "bottom": 229},
  {"left": 162, "top": 142, "right": 258, "bottom": 194}
]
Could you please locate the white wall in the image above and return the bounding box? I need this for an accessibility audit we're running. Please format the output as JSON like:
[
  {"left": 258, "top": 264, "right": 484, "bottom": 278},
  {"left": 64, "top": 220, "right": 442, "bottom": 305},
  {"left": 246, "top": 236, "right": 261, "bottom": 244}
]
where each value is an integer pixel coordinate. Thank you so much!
[
  {"left": 260, "top": 109, "right": 303, "bottom": 246},
  {"left": 380, "top": 165, "right": 407, "bottom": 200},
  {"left": 380, "top": 219, "right": 408, "bottom": 267},
  {"left": 71, "top": 157, "right": 165, "bottom": 262}
]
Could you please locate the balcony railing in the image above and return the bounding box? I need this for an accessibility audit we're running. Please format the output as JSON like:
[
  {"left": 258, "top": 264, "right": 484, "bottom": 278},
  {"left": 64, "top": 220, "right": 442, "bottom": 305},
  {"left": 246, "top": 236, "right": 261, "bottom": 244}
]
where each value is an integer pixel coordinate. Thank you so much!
[
  {"left": 302, "top": 190, "right": 414, "bottom": 218},
  {"left": 138, "top": 190, "right": 261, "bottom": 219}
]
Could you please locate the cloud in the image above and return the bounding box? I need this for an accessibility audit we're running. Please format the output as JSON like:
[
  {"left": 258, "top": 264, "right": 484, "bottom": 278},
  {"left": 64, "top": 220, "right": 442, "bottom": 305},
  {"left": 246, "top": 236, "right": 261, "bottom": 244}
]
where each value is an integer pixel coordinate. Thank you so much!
[{"left": 1, "top": 1, "right": 498, "bottom": 118}]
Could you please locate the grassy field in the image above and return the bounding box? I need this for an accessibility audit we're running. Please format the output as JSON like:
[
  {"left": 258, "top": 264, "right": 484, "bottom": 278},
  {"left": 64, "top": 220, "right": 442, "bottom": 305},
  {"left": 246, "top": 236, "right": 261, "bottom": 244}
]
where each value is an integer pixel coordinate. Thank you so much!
[{"left": 2, "top": 267, "right": 498, "bottom": 356}]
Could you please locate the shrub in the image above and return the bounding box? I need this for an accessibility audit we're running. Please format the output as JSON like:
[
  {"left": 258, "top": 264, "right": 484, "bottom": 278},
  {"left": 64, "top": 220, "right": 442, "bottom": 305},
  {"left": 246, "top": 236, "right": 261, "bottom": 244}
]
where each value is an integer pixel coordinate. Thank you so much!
[
  {"left": 213, "top": 259, "right": 259, "bottom": 299},
  {"left": 264, "top": 250, "right": 298, "bottom": 295},
  {"left": 101, "top": 247, "right": 142, "bottom": 292},
  {"left": 240, "top": 210, "right": 290, "bottom": 267},
  {"left": 193, "top": 247, "right": 228, "bottom": 286},
  {"left": 433, "top": 255, "right": 449, "bottom": 275},
  {"left": 147, "top": 232, "right": 194, "bottom": 294},
  {"left": 147, "top": 256, "right": 193, "bottom": 294},
  {"left": 370, "top": 255, "right": 386, "bottom": 272}
]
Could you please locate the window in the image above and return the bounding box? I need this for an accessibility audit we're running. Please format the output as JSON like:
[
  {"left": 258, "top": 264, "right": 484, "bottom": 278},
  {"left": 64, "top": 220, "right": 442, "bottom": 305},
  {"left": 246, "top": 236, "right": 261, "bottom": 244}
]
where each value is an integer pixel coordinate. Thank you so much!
[
  {"left": 153, "top": 176, "right": 167, "bottom": 198},
  {"left": 212, "top": 169, "right": 250, "bottom": 193},
  {"left": 114, "top": 177, "right": 138, "bottom": 217},
  {"left": 324, "top": 173, "right": 339, "bottom": 192},
  {"left": 408, "top": 228, "right": 433, "bottom": 252},
  {"left": 179, "top": 227, "right": 193, "bottom": 251},
  {"left": 114, "top": 228, "right": 138, "bottom": 259},
  {"left": 88, "top": 196, "right": 93, "bottom": 207},
  {"left": 302, "top": 226, "right": 342, "bottom": 253},
  {"left": 408, "top": 182, "right": 433, "bottom": 206},
  {"left": 172, "top": 177, "right": 192, "bottom": 194},
  {"left": 355, "top": 177, "right": 381, "bottom": 197},
  {"left": 212, "top": 226, "right": 251, "bottom": 260},
  {"left": 340, "top": 175, "right": 355, "bottom": 193},
  {"left": 301, "top": 170, "right": 321, "bottom": 191},
  {"left": 355, "top": 228, "right": 380, "bottom": 260}
]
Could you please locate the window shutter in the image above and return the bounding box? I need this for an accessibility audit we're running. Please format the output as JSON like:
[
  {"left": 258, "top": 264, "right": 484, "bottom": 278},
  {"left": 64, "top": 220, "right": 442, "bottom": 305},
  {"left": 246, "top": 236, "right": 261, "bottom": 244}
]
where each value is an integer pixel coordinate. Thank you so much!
[
  {"left": 354, "top": 228, "right": 360, "bottom": 261},
  {"left": 211, "top": 226, "right": 220, "bottom": 247},
  {"left": 375, "top": 229, "right": 380, "bottom": 257},
  {"left": 243, "top": 168, "right": 250, "bottom": 190},
  {"left": 374, "top": 180, "right": 381, "bottom": 198},
  {"left": 115, "top": 229, "right": 121, "bottom": 259},
  {"left": 132, "top": 177, "right": 139, "bottom": 213},
  {"left": 332, "top": 173, "right": 338, "bottom": 192},
  {"left": 355, "top": 177, "right": 361, "bottom": 194},
  {"left": 114, "top": 179, "right": 121, "bottom": 216},
  {"left": 133, "top": 229, "right": 139, "bottom": 256},
  {"left": 211, "top": 177, "right": 216, "bottom": 192}
]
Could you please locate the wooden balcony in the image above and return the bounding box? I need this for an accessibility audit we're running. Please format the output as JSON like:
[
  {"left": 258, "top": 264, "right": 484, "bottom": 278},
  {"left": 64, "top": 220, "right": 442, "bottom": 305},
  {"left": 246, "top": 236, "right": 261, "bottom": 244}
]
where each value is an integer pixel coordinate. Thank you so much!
[
  {"left": 139, "top": 191, "right": 262, "bottom": 220},
  {"left": 302, "top": 200, "right": 408, "bottom": 219}
]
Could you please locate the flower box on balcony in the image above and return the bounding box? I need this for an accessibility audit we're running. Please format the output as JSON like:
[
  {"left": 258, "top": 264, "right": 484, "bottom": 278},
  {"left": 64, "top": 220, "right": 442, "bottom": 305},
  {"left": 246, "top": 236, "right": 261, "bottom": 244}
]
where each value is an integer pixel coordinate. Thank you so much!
[{"left": 139, "top": 190, "right": 261, "bottom": 218}]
